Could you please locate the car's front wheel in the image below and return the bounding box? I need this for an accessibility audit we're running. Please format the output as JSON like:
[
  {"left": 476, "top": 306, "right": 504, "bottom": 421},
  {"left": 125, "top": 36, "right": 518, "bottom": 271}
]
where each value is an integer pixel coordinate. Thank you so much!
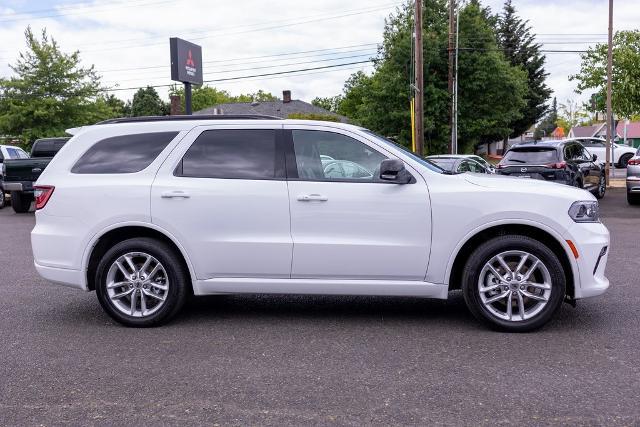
[
  {"left": 462, "top": 235, "right": 566, "bottom": 332},
  {"left": 95, "top": 238, "right": 188, "bottom": 327}
]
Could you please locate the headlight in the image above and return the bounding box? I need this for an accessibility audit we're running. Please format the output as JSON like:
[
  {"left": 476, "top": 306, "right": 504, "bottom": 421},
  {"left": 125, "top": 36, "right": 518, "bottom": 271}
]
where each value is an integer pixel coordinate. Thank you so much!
[{"left": 568, "top": 200, "right": 600, "bottom": 223}]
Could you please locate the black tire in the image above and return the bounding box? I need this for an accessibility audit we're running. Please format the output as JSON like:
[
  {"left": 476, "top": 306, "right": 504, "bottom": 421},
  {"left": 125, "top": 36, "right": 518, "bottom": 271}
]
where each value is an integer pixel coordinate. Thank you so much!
[
  {"left": 618, "top": 153, "right": 633, "bottom": 168},
  {"left": 594, "top": 174, "right": 606, "bottom": 199},
  {"left": 628, "top": 192, "right": 640, "bottom": 205},
  {"left": 462, "top": 235, "right": 566, "bottom": 332},
  {"left": 0, "top": 191, "right": 5, "bottom": 209},
  {"left": 11, "top": 191, "right": 33, "bottom": 213},
  {"left": 95, "top": 237, "right": 189, "bottom": 327}
]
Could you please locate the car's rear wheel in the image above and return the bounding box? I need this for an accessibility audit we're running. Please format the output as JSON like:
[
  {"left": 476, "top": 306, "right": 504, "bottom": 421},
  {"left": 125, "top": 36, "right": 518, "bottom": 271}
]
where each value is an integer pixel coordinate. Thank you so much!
[
  {"left": 619, "top": 153, "right": 633, "bottom": 168},
  {"left": 462, "top": 235, "right": 566, "bottom": 332},
  {"left": 594, "top": 174, "right": 606, "bottom": 199},
  {"left": 0, "top": 191, "right": 5, "bottom": 209},
  {"left": 628, "top": 192, "right": 640, "bottom": 205},
  {"left": 11, "top": 191, "right": 33, "bottom": 213},
  {"left": 95, "top": 238, "right": 188, "bottom": 327}
]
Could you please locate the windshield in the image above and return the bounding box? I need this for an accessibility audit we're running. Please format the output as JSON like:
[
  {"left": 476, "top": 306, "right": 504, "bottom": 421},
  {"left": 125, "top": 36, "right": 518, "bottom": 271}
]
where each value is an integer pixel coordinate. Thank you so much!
[
  {"left": 359, "top": 129, "right": 445, "bottom": 173},
  {"left": 502, "top": 148, "right": 558, "bottom": 164}
]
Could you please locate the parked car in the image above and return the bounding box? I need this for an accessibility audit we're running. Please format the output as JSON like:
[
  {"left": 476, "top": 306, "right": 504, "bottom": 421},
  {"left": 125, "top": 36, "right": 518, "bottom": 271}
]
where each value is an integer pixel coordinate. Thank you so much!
[
  {"left": 428, "top": 154, "right": 495, "bottom": 173},
  {"left": 497, "top": 140, "right": 606, "bottom": 199},
  {"left": 2, "top": 137, "right": 69, "bottom": 213},
  {"left": 31, "top": 116, "right": 609, "bottom": 332},
  {"left": 427, "top": 155, "right": 493, "bottom": 174},
  {"left": 0, "top": 145, "right": 30, "bottom": 208},
  {"left": 626, "top": 147, "right": 640, "bottom": 205},
  {"left": 569, "top": 137, "right": 637, "bottom": 168}
]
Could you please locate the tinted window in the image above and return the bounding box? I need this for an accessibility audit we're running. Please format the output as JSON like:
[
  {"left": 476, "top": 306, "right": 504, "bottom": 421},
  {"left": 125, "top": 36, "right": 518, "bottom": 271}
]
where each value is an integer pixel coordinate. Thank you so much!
[
  {"left": 72, "top": 132, "right": 178, "bottom": 174},
  {"left": 430, "top": 158, "right": 457, "bottom": 171},
  {"left": 503, "top": 148, "right": 558, "bottom": 164},
  {"left": 180, "top": 129, "right": 276, "bottom": 179},
  {"left": 32, "top": 138, "right": 70, "bottom": 157},
  {"left": 292, "top": 130, "right": 386, "bottom": 181}
]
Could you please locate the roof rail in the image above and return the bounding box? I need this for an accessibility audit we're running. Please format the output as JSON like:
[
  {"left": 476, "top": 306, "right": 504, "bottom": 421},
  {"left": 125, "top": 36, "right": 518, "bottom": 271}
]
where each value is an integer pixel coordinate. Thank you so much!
[{"left": 96, "top": 114, "right": 282, "bottom": 124}]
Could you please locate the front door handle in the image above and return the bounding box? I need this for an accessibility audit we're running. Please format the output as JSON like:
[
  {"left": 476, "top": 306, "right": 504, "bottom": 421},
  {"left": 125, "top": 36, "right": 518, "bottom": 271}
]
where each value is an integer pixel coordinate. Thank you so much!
[
  {"left": 297, "top": 194, "right": 328, "bottom": 202},
  {"left": 161, "top": 191, "right": 190, "bottom": 199}
]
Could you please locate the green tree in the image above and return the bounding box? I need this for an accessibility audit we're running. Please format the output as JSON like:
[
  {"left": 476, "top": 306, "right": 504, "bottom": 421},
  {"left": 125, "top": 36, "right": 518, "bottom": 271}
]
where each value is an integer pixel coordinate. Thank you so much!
[
  {"left": 534, "top": 96, "right": 557, "bottom": 139},
  {"left": 556, "top": 98, "right": 588, "bottom": 133},
  {"left": 130, "top": 86, "right": 168, "bottom": 116},
  {"left": 496, "top": 0, "right": 551, "bottom": 139},
  {"left": 312, "top": 96, "right": 343, "bottom": 113},
  {"left": 168, "top": 85, "right": 277, "bottom": 112},
  {"left": 287, "top": 112, "right": 341, "bottom": 122},
  {"left": 456, "top": 0, "right": 528, "bottom": 152},
  {"left": 0, "top": 28, "right": 112, "bottom": 145},
  {"left": 336, "top": 0, "right": 527, "bottom": 154},
  {"left": 571, "top": 30, "right": 640, "bottom": 118}
]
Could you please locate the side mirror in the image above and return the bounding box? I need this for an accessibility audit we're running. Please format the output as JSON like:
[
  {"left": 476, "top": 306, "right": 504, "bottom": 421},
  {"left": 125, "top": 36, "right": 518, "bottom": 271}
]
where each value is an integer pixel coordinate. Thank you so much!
[
  {"left": 379, "top": 159, "right": 412, "bottom": 184},
  {"left": 592, "top": 154, "right": 598, "bottom": 161}
]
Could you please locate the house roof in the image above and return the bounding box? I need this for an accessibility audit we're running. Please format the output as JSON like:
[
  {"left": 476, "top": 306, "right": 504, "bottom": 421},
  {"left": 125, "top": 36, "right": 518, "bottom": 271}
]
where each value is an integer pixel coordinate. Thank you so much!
[
  {"left": 616, "top": 121, "right": 640, "bottom": 139},
  {"left": 195, "top": 99, "right": 348, "bottom": 122},
  {"left": 570, "top": 124, "right": 602, "bottom": 138}
]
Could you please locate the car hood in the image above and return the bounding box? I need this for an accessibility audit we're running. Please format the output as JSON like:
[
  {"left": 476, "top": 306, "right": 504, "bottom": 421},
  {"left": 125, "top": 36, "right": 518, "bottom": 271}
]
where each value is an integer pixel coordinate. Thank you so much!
[{"left": 463, "top": 173, "right": 596, "bottom": 201}]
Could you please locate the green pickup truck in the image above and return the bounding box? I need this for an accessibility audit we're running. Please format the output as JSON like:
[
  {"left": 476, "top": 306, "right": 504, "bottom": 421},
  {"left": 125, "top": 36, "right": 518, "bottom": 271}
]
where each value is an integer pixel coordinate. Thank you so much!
[{"left": 2, "top": 137, "right": 69, "bottom": 213}]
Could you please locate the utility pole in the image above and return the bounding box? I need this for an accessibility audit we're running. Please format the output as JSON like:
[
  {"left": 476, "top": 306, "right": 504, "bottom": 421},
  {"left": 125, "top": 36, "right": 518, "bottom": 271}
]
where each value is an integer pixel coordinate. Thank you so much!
[
  {"left": 452, "top": 4, "right": 460, "bottom": 155},
  {"left": 448, "top": 0, "right": 455, "bottom": 154},
  {"left": 605, "top": 0, "right": 613, "bottom": 186},
  {"left": 414, "top": 0, "right": 424, "bottom": 156}
]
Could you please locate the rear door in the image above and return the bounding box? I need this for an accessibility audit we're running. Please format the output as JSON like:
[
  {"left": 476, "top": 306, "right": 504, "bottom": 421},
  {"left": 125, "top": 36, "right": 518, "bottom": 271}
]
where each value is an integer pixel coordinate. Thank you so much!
[
  {"left": 284, "top": 125, "right": 431, "bottom": 281},
  {"left": 151, "top": 125, "right": 293, "bottom": 280}
]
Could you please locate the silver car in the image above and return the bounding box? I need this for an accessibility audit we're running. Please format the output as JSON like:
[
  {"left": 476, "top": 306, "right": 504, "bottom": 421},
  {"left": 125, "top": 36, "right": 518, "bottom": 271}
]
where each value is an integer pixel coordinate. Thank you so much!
[{"left": 627, "top": 147, "right": 640, "bottom": 205}]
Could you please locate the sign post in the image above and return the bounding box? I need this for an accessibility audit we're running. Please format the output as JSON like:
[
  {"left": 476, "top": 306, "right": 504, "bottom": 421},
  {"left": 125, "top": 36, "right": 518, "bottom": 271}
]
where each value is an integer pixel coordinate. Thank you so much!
[{"left": 170, "top": 37, "right": 203, "bottom": 115}]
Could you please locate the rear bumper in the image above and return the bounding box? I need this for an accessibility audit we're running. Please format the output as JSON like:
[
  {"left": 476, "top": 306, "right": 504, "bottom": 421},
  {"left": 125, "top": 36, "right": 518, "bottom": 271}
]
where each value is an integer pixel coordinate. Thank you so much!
[
  {"left": 626, "top": 175, "right": 640, "bottom": 192},
  {"left": 564, "top": 222, "right": 610, "bottom": 299},
  {"left": 34, "top": 261, "right": 87, "bottom": 291},
  {"left": 2, "top": 181, "right": 33, "bottom": 192}
]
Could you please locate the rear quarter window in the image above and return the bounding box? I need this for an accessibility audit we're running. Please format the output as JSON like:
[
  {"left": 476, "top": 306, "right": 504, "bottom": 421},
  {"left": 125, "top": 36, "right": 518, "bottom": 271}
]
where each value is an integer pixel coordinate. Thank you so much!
[{"left": 71, "top": 132, "right": 178, "bottom": 174}]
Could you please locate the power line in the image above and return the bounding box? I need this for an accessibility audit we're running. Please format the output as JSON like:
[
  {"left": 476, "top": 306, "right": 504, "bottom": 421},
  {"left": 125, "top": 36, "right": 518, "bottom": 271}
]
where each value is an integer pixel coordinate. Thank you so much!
[
  {"left": 101, "top": 52, "right": 377, "bottom": 85},
  {"left": 97, "top": 44, "right": 379, "bottom": 73},
  {"left": 0, "top": 0, "right": 174, "bottom": 24},
  {"left": 104, "top": 60, "right": 373, "bottom": 92}
]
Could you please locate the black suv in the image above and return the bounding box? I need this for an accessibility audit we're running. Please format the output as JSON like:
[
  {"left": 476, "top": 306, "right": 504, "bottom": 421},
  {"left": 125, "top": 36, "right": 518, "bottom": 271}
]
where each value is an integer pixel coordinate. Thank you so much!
[{"left": 497, "top": 140, "right": 606, "bottom": 199}]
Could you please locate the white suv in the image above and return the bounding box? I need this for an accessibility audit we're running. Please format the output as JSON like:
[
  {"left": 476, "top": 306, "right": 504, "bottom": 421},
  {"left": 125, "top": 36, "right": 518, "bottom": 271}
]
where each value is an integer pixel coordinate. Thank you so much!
[{"left": 31, "top": 116, "right": 610, "bottom": 331}]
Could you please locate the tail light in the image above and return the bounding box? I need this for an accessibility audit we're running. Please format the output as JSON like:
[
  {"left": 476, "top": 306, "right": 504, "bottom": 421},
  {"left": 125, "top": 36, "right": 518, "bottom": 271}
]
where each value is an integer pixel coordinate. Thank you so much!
[
  {"left": 545, "top": 162, "right": 567, "bottom": 169},
  {"left": 497, "top": 163, "right": 505, "bottom": 169},
  {"left": 34, "top": 186, "right": 55, "bottom": 210},
  {"left": 628, "top": 158, "right": 640, "bottom": 166}
]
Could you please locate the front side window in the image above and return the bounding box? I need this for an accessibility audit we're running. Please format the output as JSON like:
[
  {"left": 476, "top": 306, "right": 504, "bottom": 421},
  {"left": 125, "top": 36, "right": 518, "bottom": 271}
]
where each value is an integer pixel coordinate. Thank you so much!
[
  {"left": 292, "top": 130, "right": 386, "bottom": 181},
  {"left": 72, "top": 132, "right": 178, "bottom": 174},
  {"left": 179, "top": 129, "right": 277, "bottom": 179}
]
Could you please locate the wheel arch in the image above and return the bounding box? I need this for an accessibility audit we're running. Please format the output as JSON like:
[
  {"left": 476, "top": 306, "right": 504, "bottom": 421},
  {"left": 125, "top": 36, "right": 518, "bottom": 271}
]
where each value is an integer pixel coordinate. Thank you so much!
[
  {"left": 84, "top": 223, "right": 196, "bottom": 293},
  {"left": 446, "top": 222, "right": 577, "bottom": 299}
]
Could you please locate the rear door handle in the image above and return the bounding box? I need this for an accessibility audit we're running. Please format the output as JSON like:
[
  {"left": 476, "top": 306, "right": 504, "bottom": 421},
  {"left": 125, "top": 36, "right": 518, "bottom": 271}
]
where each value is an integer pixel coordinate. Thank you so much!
[
  {"left": 161, "top": 191, "right": 190, "bottom": 199},
  {"left": 297, "top": 194, "right": 328, "bottom": 202}
]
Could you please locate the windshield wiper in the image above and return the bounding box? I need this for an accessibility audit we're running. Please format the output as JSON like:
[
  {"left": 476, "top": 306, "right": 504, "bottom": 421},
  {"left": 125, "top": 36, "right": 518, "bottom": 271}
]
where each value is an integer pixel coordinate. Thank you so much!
[{"left": 506, "top": 159, "right": 527, "bottom": 163}]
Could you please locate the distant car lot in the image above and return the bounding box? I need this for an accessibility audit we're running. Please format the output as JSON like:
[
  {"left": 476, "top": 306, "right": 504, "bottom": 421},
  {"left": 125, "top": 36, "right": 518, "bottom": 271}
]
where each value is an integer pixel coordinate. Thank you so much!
[{"left": 0, "top": 188, "right": 638, "bottom": 425}]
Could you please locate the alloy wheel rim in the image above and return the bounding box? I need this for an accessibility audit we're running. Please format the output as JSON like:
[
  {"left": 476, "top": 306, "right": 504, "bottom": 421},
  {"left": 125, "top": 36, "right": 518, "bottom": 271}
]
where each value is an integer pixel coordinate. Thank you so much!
[
  {"left": 478, "top": 250, "right": 552, "bottom": 322},
  {"left": 106, "top": 252, "right": 169, "bottom": 318}
]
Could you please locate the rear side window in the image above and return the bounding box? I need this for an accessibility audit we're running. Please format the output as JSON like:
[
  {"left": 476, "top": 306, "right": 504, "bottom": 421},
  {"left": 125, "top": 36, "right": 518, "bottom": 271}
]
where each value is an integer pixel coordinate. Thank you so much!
[
  {"left": 178, "top": 129, "right": 277, "bottom": 179},
  {"left": 502, "top": 148, "right": 558, "bottom": 164},
  {"left": 71, "top": 132, "right": 178, "bottom": 174}
]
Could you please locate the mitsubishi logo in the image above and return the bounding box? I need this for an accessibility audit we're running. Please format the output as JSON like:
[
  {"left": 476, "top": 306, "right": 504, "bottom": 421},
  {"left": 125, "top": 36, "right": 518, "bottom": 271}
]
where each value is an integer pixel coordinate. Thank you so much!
[
  {"left": 186, "top": 50, "right": 196, "bottom": 67},
  {"left": 521, "top": 167, "right": 528, "bottom": 172}
]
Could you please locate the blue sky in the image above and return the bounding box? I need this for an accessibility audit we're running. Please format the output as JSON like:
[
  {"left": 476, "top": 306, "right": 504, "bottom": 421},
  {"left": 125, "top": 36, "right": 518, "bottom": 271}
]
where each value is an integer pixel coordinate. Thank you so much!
[{"left": 1, "top": 0, "right": 639, "bottom": 109}]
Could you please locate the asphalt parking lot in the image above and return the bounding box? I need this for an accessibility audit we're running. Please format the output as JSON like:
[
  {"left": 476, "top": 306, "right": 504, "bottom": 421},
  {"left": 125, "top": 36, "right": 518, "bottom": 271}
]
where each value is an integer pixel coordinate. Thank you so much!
[{"left": 0, "top": 189, "right": 638, "bottom": 426}]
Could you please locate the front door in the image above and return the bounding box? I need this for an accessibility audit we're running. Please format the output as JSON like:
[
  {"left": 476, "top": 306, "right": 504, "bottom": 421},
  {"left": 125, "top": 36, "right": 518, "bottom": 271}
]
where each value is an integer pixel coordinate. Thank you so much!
[
  {"left": 151, "top": 125, "right": 292, "bottom": 280},
  {"left": 285, "top": 125, "right": 431, "bottom": 281}
]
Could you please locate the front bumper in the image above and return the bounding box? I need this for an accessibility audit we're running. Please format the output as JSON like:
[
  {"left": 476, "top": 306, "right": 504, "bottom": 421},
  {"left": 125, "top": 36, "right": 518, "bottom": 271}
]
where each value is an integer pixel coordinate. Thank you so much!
[{"left": 564, "top": 222, "right": 610, "bottom": 299}]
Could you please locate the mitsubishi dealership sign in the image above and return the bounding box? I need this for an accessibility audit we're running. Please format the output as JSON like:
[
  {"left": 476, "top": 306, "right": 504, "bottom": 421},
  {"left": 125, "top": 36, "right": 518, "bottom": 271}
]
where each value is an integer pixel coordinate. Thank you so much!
[{"left": 170, "top": 37, "right": 203, "bottom": 85}]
